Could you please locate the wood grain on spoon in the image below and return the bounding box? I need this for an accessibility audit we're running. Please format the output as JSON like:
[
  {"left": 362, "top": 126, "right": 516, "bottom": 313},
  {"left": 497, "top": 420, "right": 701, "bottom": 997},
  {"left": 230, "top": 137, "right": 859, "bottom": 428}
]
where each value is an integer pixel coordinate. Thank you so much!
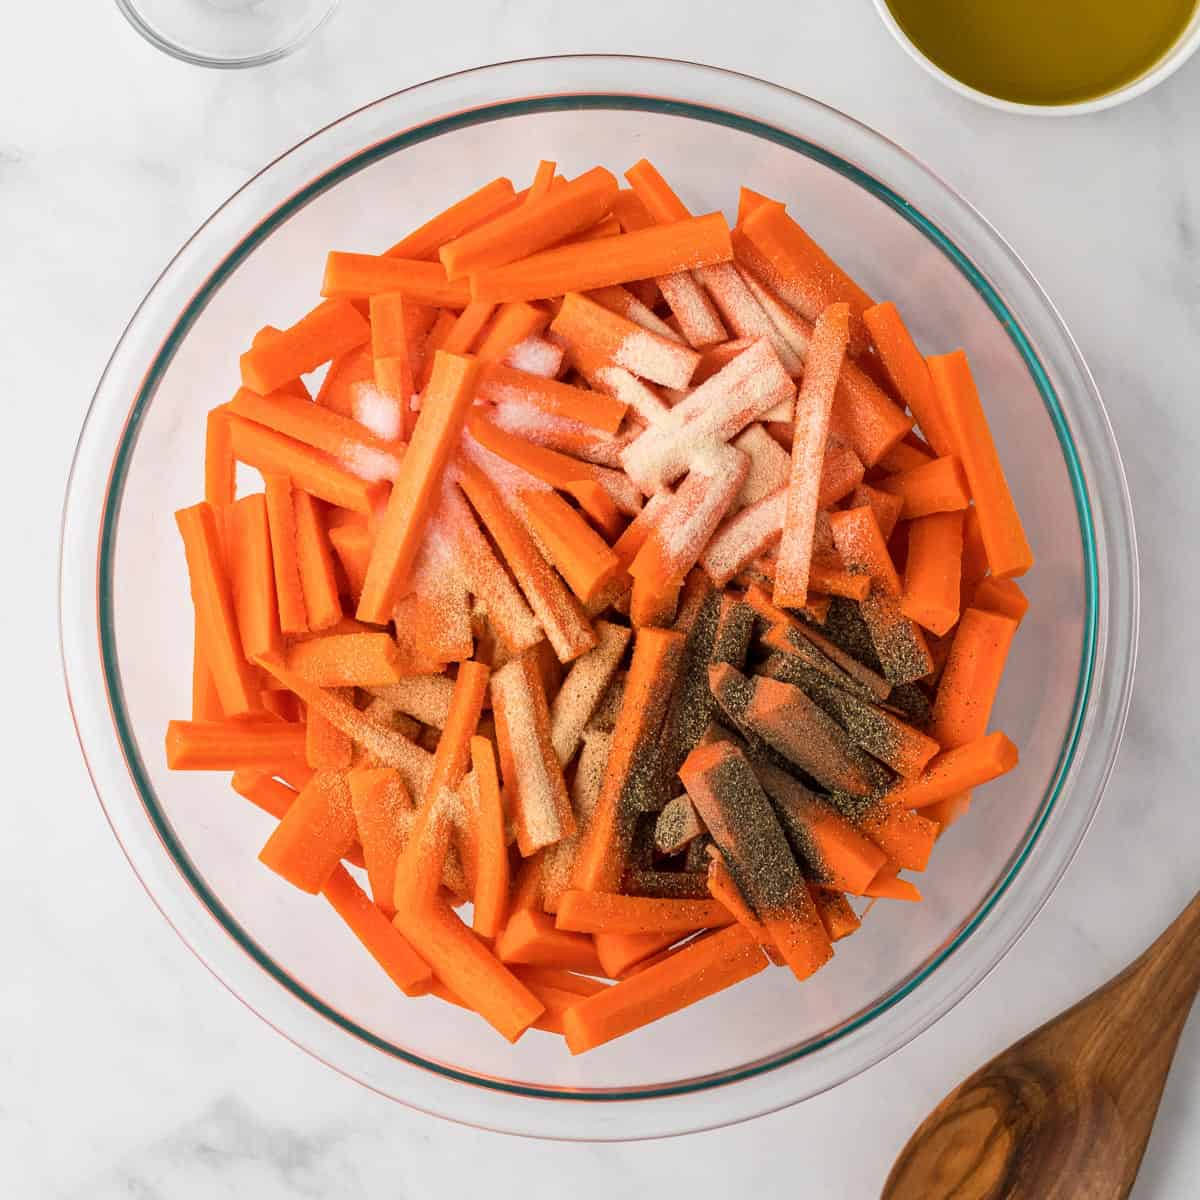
[{"left": 883, "top": 891, "right": 1200, "bottom": 1200}]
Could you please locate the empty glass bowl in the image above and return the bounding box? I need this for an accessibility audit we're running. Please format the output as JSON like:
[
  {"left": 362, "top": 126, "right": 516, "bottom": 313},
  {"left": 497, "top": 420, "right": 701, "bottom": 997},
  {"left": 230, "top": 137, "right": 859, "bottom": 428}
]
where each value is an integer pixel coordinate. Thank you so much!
[
  {"left": 61, "top": 56, "right": 1137, "bottom": 1139},
  {"left": 115, "top": 0, "right": 339, "bottom": 68}
]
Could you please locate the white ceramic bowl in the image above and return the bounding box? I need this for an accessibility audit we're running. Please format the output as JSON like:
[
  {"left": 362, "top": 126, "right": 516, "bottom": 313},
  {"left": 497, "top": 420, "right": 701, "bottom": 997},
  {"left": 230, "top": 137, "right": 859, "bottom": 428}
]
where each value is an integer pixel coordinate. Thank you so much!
[{"left": 872, "top": 0, "right": 1200, "bottom": 115}]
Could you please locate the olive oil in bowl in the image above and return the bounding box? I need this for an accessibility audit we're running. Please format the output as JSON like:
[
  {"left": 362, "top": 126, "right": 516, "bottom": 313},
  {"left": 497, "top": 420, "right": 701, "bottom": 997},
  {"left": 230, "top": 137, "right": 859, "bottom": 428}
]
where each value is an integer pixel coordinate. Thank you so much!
[{"left": 884, "top": 0, "right": 1198, "bottom": 106}]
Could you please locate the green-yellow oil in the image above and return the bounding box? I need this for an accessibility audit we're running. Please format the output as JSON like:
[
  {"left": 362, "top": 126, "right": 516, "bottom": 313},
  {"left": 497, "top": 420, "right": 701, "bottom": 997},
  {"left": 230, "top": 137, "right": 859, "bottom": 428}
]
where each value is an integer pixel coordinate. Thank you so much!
[{"left": 885, "top": 0, "right": 1197, "bottom": 105}]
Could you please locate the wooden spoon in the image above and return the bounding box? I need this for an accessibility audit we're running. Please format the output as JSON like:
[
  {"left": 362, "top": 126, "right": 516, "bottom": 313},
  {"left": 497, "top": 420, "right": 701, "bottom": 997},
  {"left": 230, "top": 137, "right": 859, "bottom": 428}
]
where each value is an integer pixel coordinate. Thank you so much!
[{"left": 883, "top": 892, "right": 1200, "bottom": 1200}]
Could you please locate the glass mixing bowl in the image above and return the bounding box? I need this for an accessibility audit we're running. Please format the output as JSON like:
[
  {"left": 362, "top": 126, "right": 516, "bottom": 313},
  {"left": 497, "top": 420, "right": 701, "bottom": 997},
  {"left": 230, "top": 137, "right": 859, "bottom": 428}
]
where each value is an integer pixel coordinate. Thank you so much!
[{"left": 60, "top": 56, "right": 1138, "bottom": 1139}]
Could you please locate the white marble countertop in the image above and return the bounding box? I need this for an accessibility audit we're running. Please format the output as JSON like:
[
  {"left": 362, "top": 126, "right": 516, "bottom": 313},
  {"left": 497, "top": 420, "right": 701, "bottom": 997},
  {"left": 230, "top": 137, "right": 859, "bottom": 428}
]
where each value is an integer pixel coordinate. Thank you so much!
[{"left": 7, "top": 2, "right": 1199, "bottom": 1195}]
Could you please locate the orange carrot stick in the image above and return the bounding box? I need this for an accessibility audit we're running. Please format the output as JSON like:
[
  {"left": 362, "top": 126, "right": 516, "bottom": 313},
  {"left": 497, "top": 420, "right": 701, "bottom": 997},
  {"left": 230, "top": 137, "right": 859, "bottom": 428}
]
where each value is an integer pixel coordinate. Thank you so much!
[
  {"left": 322, "top": 253, "right": 471, "bottom": 308},
  {"left": 563, "top": 922, "right": 766, "bottom": 1054},
  {"left": 258, "top": 770, "right": 357, "bottom": 893},
  {"left": 592, "top": 930, "right": 683, "bottom": 978},
  {"left": 679, "top": 739, "right": 832, "bottom": 981},
  {"left": 774, "top": 303, "right": 851, "bottom": 608},
  {"left": 735, "top": 200, "right": 875, "bottom": 355},
  {"left": 394, "top": 660, "right": 490, "bottom": 908},
  {"left": 393, "top": 898, "right": 545, "bottom": 1042},
  {"left": 315, "top": 344, "right": 375, "bottom": 417},
  {"left": 357, "top": 351, "right": 479, "bottom": 622},
  {"left": 441, "top": 166, "right": 618, "bottom": 279},
  {"left": 467, "top": 735, "right": 509, "bottom": 939},
  {"left": 927, "top": 351, "right": 1033, "bottom": 578},
  {"left": 829, "top": 505, "right": 933, "bottom": 685},
  {"left": 877, "top": 438, "right": 935, "bottom": 475},
  {"left": 808, "top": 562, "right": 871, "bottom": 601},
  {"left": 291, "top": 491, "right": 342, "bottom": 631},
  {"left": 551, "top": 291, "right": 700, "bottom": 390},
  {"left": 818, "top": 443, "right": 866, "bottom": 509},
  {"left": 240, "top": 299, "right": 370, "bottom": 395},
  {"left": 230, "top": 770, "right": 297, "bottom": 820},
  {"left": 810, "top": 886, "right": 861, "bottom": 941},
  {"left": 386, "top": 177, "right": 518, "bottom": 260},
  {"left": 286, "top": 632, "right": 403, "bottom": 686},
  {"left": 328, "top": 521, "right": 371, "bottom": 601},
  {"left": 476, "top": 362, "right": 626, "bottom": 433},
  {"left": 555, "top": 891, "right": 733, "bottom": 937},
  {"left": 901, "top": 510, "right": 964, "bottom": 636},
  {"left": 455, "top": 457, "right": 596, "bottom": 663},
  {"left": 191, "top": 620, "right": 223, "bottom": 722},
  {"left": 848, "top": 482, "right": 904, "bottom": 542},
  {"left": 262, "top": 475, "right": 308, "bottom": 635},
  {"left": 699, "top": 487, "right": 787, "bottom": 588},
  {"left": 164, "top": 719, "right": 305, "bottom": 770},
  {"left": 495, "top": 908, "right": 605, "bottom": 975},
  {"left": 863, "top": 301, "right": 955, "bottom": 457},
  {"left": 548, "top": 620, "right": 632, "bottom": 765},
  {"left": 227, "top": 415, "right": 383, "bottom": 514},
  {"left": 885, "top": 731, "right": 1019, "bottom": 809},
  {"left": 470, "top": 212, "right": 734, "bottom": 303},
  {"left": 322, "top": 864, "right": 432, "bottom": 995},
  {"left": 705, "top": 850, "right": 782, "bottom": 961},
  {"left": 306, "top": 689, "right": 353, "bottom": 769},
  {"left": 175, "top": 503, "right": 259, "bottom": 717},
  {"left": 587, "top": 283, "right": 684, "bottom": 344},
  {"left": 347, "top": 766, "right": 413, "bottom": 916},
  {"left": 490, "top": 651, "right": 575, "bottom": 856},
  {"left": 861, "top": 861, "right": 923, "bottom": 902},
  {"left": 204, "top": 408, "right": 235, "bottom": 510},
  {"left": 628, "top": 573, "right": 682, "bottom": 629},
  {"left": 227, "top": 492, "right": 281, "bottom": 661},
  {"left": 520, "top": 489, "right": 622, "bottom": 605},
  {"left": 930, "top": 607, "right": 1019, "bottom": 748},
  {"left": 474, "top": 301, "right": 551, "bottom": 363},
  {"left": 876, "top": 455, "right": 971, "bottom": 520},
  {"left": 571, "top": 627, "right": 687, "bottom": 892},
  {"left": 509, "top": 964, "right": 608, "bottom": 998},
  {"left": 970, "top": 576, "right": 1030, "bottom": 625}
]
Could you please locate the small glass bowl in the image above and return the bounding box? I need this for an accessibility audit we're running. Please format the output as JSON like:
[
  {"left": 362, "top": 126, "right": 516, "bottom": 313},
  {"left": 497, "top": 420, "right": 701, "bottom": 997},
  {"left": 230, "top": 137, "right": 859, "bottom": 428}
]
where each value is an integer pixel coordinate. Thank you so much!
[
  {"left": 61, "top": 56, "right": 1138, "bottom": 1139},
  {"left": 114, "top": 0, "right": 339, "bottom": 69}
]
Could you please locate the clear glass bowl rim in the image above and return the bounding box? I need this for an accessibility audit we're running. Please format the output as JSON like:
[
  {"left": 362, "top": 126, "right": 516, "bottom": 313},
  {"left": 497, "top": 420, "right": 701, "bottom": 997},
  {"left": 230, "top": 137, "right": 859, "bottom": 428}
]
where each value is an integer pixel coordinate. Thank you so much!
[{"left": 60, "top": 55, "right": 1138, "bottom": 1138}]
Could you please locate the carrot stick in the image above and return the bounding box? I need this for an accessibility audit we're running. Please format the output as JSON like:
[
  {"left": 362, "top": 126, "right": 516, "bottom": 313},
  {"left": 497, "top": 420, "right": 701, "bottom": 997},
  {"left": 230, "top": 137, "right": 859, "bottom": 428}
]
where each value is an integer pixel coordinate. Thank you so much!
[
  {"left": 357, "top": 351, "right": 479, "bottom": 622},
  {"left": 563, "top": 922, "right": 766, "bottom": 1053},
  {"left": 863, "top": 302, "right": 955, "bottom": 457},
  {"left": 808, "top": 562, "right": 871, "bottom": 602},
  {"left": 258, "top": 769, "right": 357, "bottom": 893},
  {"left": 592, "top": 930, "right": 683, "bottom": 978},
  {"left": 551, "top": 291, "right": 700, "bottom": 391},
  {"left": 291, "top": 491, "right": 342, "bottom": 631},
  {"left": 876, "top": 455, "right": 971, "bottom": 520},
  {"left": 970, "top": 576, "right": 1030, "bottom": 626},
  {"left": 848, "top": 482, "right": 904, "bottom": 542},
  {"left": 924, "top": 791, "right": 973, "bottom": 834},
  {"left": 474, "top": 301, "right": 551, "bottom": 363},
  {"left": 705, "top": 850, "right": 782, "bottom": 961},
  {"left": 441, "top": 166, "right": 618, "bottom": 279},
  {"left": 961, "top": 504, "right": 990, "bottom": 594},
  {"left": 829, "top": 505, "right": 933, "bottom": 685},
  {"left": 315, "top": 344, "right": 374, "bottom": 417},
  {"left": 230, "top": 770, "right": 297, "bottom": 820},
  {"left": 503, "top": 333, "right": 565, "bottom": 379},
  {"left": 191, "top": 620, "right": 223, "bottom": 722},
  {"left": 476, "top": 362, "right": 626, "bottom": 433},
  {"left": 495, "top": 908, "right": 605, "bottom": 975},
  {"left": 735, "top": 200, "right": 875, "bottom": 355},
  {"left": 305, "top": 687, "right": 354, "bottom": 769},
  {"left": 862, "top": 861, "right": 922, "bottom": 902},
  {"left": 394, "top": 660, "right": 490, "bottom": 909},
  {"left": 519, "top": 489, "right": 622, "bottom": 605},
  {"left": 456, "top": 457, "right": 596, "bottom": 663},
  {"left": 286, "top": 632, "right": 403, "bottom": 686},
  {"left": 393, "top": 898, "right": 545, "bottom": 1042},
  {"left": 587, "top": 284, "right": 684, "bottom": 344},
  {"left": 322, "top": 253, "right": 471, "bottom": 308},
  {"left": 175, "top": 503, "right": 259, "bottom": 717},
  {"left": 877, "top": 438, "right": 935, "bottom": 475},
  {"left": 510, "top": 963, "right": 608, "bottom": 997},
  {"left": 346, "top": 766, "right": 413, "bottom": 916},
  {"left": 490, "top": 651, "right": 575, "bottom": 856},
  {"left": 165, "top": 719, "right": 304, "bottom": 770},
  {"left": 386, "top": 177, "right": 518, "bottom": 260},
  {"left": 930, "top": 607, "right": 1019, "bottom": 748},
  {"left": 885, "top": 731, "right": 1019, "bottom": 809},
  {"left": 927, "top": 351, "right": 1033, "bottom": 578},
  {"left": 699, "top": 487, "right": 786, "bottom": 587},
  {"left": 754, "top": 762, "right": 887, "bottom": 894},
  {"left": 679, "top": 739, "right": 832, "bottom": 981},
  {"left": 620, "top": 338, "right": 796, "bottom": 492},
  {"left": 205, "top": 408, "right": 235, "bottom": 510},
  {"left": 525, "top": 160, "right": 557, "bottom": 205},
  {"left": 327, "top": 522, "right": 371, "bottom": 601},
  {"left": 240, "top": 299, "right": 369, "bottom": 395},
  {"left": 322, "top": 864, "right": 432, "bottom": 995},
  {"left": 810, "top": 885, "right": 861, "bottom": 941},
  {"left": 826, "top": 360, "right": 914, "bottom": 468},
  {"left": 774, "top": 303, "right": 851, "bottom": 608},
  {"left": 901, "top": 510, "right": 964, "bottom": 636},
  {"left": 262, "top": 475, "right": 308, "bottom": 635},
  {"left": 227, "top": 493, "right": 281, "bottom": 661},
  {"left": 466, "top": 735, "right": 509, "bottom": 939},
  {"left": 629, "top": 574, "right": 682, "bottom": 629},
  {"left": 548, "top": 620, "right": 631, "bottom": 765},
  {"left": 227, "top": 416, "right": 383, "bottom": 514},
  {"left": 255, "top": 653, "right": 434, "bottom": 800},
  {"left": 555, "top": 891, "right": 733, "bottom": 937},
  {"left": 470, "top": 212, "right": 734, "bottom": 303},
  {"left": 571, "top": 627, "right": 687, "bottom": 892}
]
